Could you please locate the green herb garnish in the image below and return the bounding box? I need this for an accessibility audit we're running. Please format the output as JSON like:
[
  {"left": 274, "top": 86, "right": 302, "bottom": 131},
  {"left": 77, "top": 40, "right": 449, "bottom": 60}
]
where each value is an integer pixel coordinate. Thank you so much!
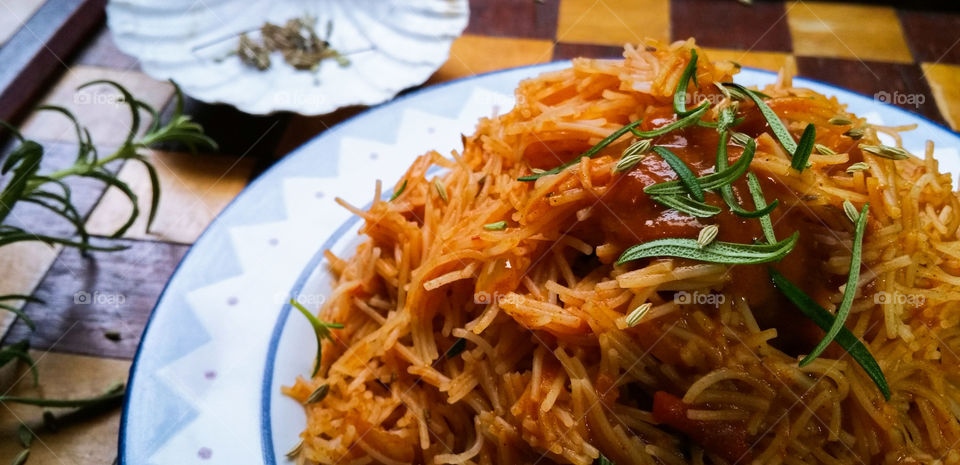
[
  {"left": 721, "top": 83, "right": 799, "bottom": 154},
  {"left": 617, "top": 231, "right": 798, "bottom": 266},
  {"left": 649, "top": 146, "right": 704, "bottom": 201},
  {"left": 445, "top": 337, "right": 467, "bottom": 358},
  {"left": 291, "top": 298, "right": 344, "bottom": 377},
  {"left": 646, "top": 136, "right": 756, "bottom": 197},
  {"left": 518, "top": 120, "right": 642, "bottom": 181},
  {"left": 697, "top": 224, "right": 719, "bottom": 248},
  {"left": 711, "top": 133, "right": 779, "bottom": 218},
  {"left": 769, "top": 268, "right": 890, "bottom": 400},
  {"left": 790, "top": 124, "right": 816, "bottom": 171},
  {"left": 305, "top": 384, "right": 330, "bottom": 404},
  {"left": 631, "top": 103, "right": 710, "bottom": 138},
  {"left": 673, "top": 49, "right": 699, "bottom": 116},
  {"left": 800, "top": 203, "right": 868, "bottom": 366},
  {"left": 846, "top": 162, "right": 869, "bottom": 173},
  {"left": 650, "top": 194, "right": 721, "bottom": 218},
  {"left": 483, "top": 221, "right": 507, "bottom": 231},
  {"left": 747, "top": 172, "right": 777, "bottom": 244},
  {"left": 625, "top": 303, "right": 652, "bottom": 327},
  {"left": 860, "top": 144, "right": 909, "bottom": 160},
  {"left": 390, "top": 179, "right": 407, "bottom": 201}
]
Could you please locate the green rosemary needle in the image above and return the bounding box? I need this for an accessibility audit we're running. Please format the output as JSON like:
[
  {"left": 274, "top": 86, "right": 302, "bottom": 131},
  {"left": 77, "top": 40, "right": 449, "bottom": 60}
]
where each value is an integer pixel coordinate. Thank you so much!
[
  {"left": 390, "top": 179, "right": 407, "bottom": 201},
  {"left": 673, "top": 49, "right": 700, "bottom": 116},
  {"left": 617, "top": 231, "right": 798, "bottom": 266}
]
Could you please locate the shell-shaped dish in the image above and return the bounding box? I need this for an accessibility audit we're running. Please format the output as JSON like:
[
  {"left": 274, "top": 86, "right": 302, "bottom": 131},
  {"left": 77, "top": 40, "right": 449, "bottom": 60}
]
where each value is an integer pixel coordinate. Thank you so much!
[{"left": 106, "top": 0, "right": 468, "bottom": 115}]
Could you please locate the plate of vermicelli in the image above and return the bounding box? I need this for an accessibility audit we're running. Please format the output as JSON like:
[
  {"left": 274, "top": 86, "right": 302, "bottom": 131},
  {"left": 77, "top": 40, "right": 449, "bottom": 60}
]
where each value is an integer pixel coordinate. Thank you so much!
[{"left": 120, "top": 39, "right": 960, "bottom": 465}]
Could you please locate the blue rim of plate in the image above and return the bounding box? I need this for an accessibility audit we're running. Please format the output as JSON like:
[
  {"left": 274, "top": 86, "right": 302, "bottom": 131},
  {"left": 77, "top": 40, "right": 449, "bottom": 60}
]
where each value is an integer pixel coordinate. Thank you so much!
[{"left": 119, "top": 60, "right": 960, "bottom": 465}]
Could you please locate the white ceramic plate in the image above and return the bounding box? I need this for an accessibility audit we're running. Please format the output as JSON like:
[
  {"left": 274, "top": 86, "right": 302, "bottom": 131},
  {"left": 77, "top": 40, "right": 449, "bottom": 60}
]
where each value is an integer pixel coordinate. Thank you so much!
[
  {"left": 106, "top": 0, "right": 468, "bottom": 115},
  {"left": 118, "top": 63, "right": 960, "bottom": 465}
]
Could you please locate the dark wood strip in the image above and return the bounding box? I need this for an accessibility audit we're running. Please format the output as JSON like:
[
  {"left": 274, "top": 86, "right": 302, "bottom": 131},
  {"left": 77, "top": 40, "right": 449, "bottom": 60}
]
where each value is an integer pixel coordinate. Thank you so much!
[
  {"left": 671, "top": 0, "right": 792, "bottom": 52},
  {"left": 0, "top": 0, "right": 106, "bottom": 125},
  {"left": 796, "top": 56, "right": 946, "bottom": 125},
  {"left": 553, "top": 43, "right": 624, "bottom": 60},
  {"left": 464, "top": 0, "right": 559, "bottom": 40},
  {"left": 1, "top": 238, "right": 190, "bottom": 359},
  {"left": 898, "top": 9, "right": 960, "bottom": 64}
]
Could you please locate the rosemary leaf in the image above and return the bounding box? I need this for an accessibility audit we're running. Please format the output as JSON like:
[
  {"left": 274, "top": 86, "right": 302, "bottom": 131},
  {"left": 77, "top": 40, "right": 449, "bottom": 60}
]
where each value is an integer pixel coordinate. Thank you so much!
[
  {"left": 17, "top": 423, "right": 32, "bottom": 448},
  {"left": 445, "top": 338, "right": 467, "bottom": 358},
  {"left": 860, "top": 144, "right": 909, "bottom": 160},
  {"left": 291, "top": 299, "right": 343, "bottom": 377},
  {"left": 747, "top": 172, "right": 777, "bottom": 244},
  {"left": 631, "top": 103, "right": 710, "bottom": 138},
  {"left": 646, "top": 137, "right": 756, "bottom": 197},
  {"left": 596, "top": 454, "right": 615, "bottom": 465},
  {"left": 769, "top": 268, "right": 890, "bottom": 400},
  {"left": 483, "top": 221, "right": 507, "bottom": 231},
  {"left": 673, "top": 49, "right": 699, "bottom": 116},
  {"left": 519, "top": 120, "right": 642, "bottom": 181},
  {"left": 721, "top": 83, "right": 799, "bottom": 156},
  {"left": 649, "top": 147, "right": 704, "bottom": 201},
  {"left": 697, "top": 225, "right": 719, "bottom": 248},
  {"left": 712, "top": 133, "right": 779, "bottom": 219},
  {"left": 650, "top": 194, "right": 722, "bottom": 218},
  {"left": 790, "top": 123, "right": 816, "bottom": 172},
  {"left": 617, "top": 231, "right": 798, "bottom": 266},
  {"left": 801, "top": 203, "right": 869, "bottom": 366},
  {"left": 390, "top": 179, "right": 407, "bottom": 201}
]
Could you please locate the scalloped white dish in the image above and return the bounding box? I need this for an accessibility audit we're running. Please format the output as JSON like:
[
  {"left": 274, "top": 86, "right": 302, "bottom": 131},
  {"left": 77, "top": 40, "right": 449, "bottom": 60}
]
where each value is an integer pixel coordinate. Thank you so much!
[
  {"left": 106, "top": 0, "right": 468, "bottom": 115},
  {"left": 118, "top": 64, "right": 960, "bottom": 465}
]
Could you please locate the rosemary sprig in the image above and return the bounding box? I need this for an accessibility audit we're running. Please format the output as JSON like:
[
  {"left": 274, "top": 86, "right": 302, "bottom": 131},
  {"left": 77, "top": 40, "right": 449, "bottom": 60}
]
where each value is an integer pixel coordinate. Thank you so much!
[
  {"left": 711, "top": 132, "right": 779, "bottom": 218},
  {"left": 0, "top": 295, "right": 41, "bottom": 330},
  {"left": 769, "top": 268, "right": 890, "bottom": 400},
  {"left": 290, "top": 299, "right": 343, "bottom": 377},
  {"left": 645, "top": 136, "right": 757, "bottom": 197},
  {"left": 389, "top": 179, "right": 407, "bottom": 201},
  {"left": 747, "top": 172, "right": 777, "bottom": 244},
  {"left": 721, "top": 83, "right": 800, "bottom": 155},
  {"left": 650, "top": 194, "right": 721, "bottom": 218},
  {"left": 631, "top": 103, "right": 709, "bottom": 138},
  {"left": 0, "top": 80, "right": 216, "bottom": 252},
  {"left": 673, "top": 49, "right": 699, "bottom": 116},
  {"left": 800, "top": 203, "right": 868, "bottom": 366},
  {"left": 649, "top": 147, "right": 704, "bottom": 201},
  {"left": 0, "top": 340, "right": 38, "bottom": 386},
  {"left": 617, "top": 231, "right": 798, "bottom": 266},
  {"left": 518, "top": 120, "right": 642, "bottom": 181},
  {"left": 790, "top": 123, "right": 816, "bottom": 172}
]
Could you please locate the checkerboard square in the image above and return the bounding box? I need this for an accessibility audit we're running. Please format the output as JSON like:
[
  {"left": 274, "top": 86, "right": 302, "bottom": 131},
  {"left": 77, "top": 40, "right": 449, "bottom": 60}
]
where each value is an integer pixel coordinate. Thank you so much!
[
  {"left": 558, "top": 0, "right": 669, "bottom": 46},
  {"left": 899, "top": 10, "right": 960, "bottom": 65},
  {"left": 787, "top": 1, "right": 913, "bottom": 63},
  {"left": 672, "top": 0, "right": 792, "bottom": 52},
  {"left": 465, "top": 0, "right": 559, "bottom": 39}
]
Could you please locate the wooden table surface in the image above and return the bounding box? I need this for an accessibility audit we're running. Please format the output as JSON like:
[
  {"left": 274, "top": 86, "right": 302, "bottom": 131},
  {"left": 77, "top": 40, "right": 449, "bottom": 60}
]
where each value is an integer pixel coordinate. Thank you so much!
[{"left": 0, "top": 0, "right": 958, "bottom": 463}]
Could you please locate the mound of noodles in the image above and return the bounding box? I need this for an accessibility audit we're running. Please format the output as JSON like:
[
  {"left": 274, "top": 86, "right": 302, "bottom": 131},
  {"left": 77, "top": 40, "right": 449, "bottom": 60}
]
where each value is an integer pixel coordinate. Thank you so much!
[{"left": 284, "top": 39, "right": 960, "bottom": 465}]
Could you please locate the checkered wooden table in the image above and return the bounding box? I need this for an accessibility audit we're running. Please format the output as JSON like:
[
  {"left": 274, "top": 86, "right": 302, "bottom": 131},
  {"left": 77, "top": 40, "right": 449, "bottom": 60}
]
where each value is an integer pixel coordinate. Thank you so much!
[{"left": 0, "top": 0, "right": 958, "bottom": 463}]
